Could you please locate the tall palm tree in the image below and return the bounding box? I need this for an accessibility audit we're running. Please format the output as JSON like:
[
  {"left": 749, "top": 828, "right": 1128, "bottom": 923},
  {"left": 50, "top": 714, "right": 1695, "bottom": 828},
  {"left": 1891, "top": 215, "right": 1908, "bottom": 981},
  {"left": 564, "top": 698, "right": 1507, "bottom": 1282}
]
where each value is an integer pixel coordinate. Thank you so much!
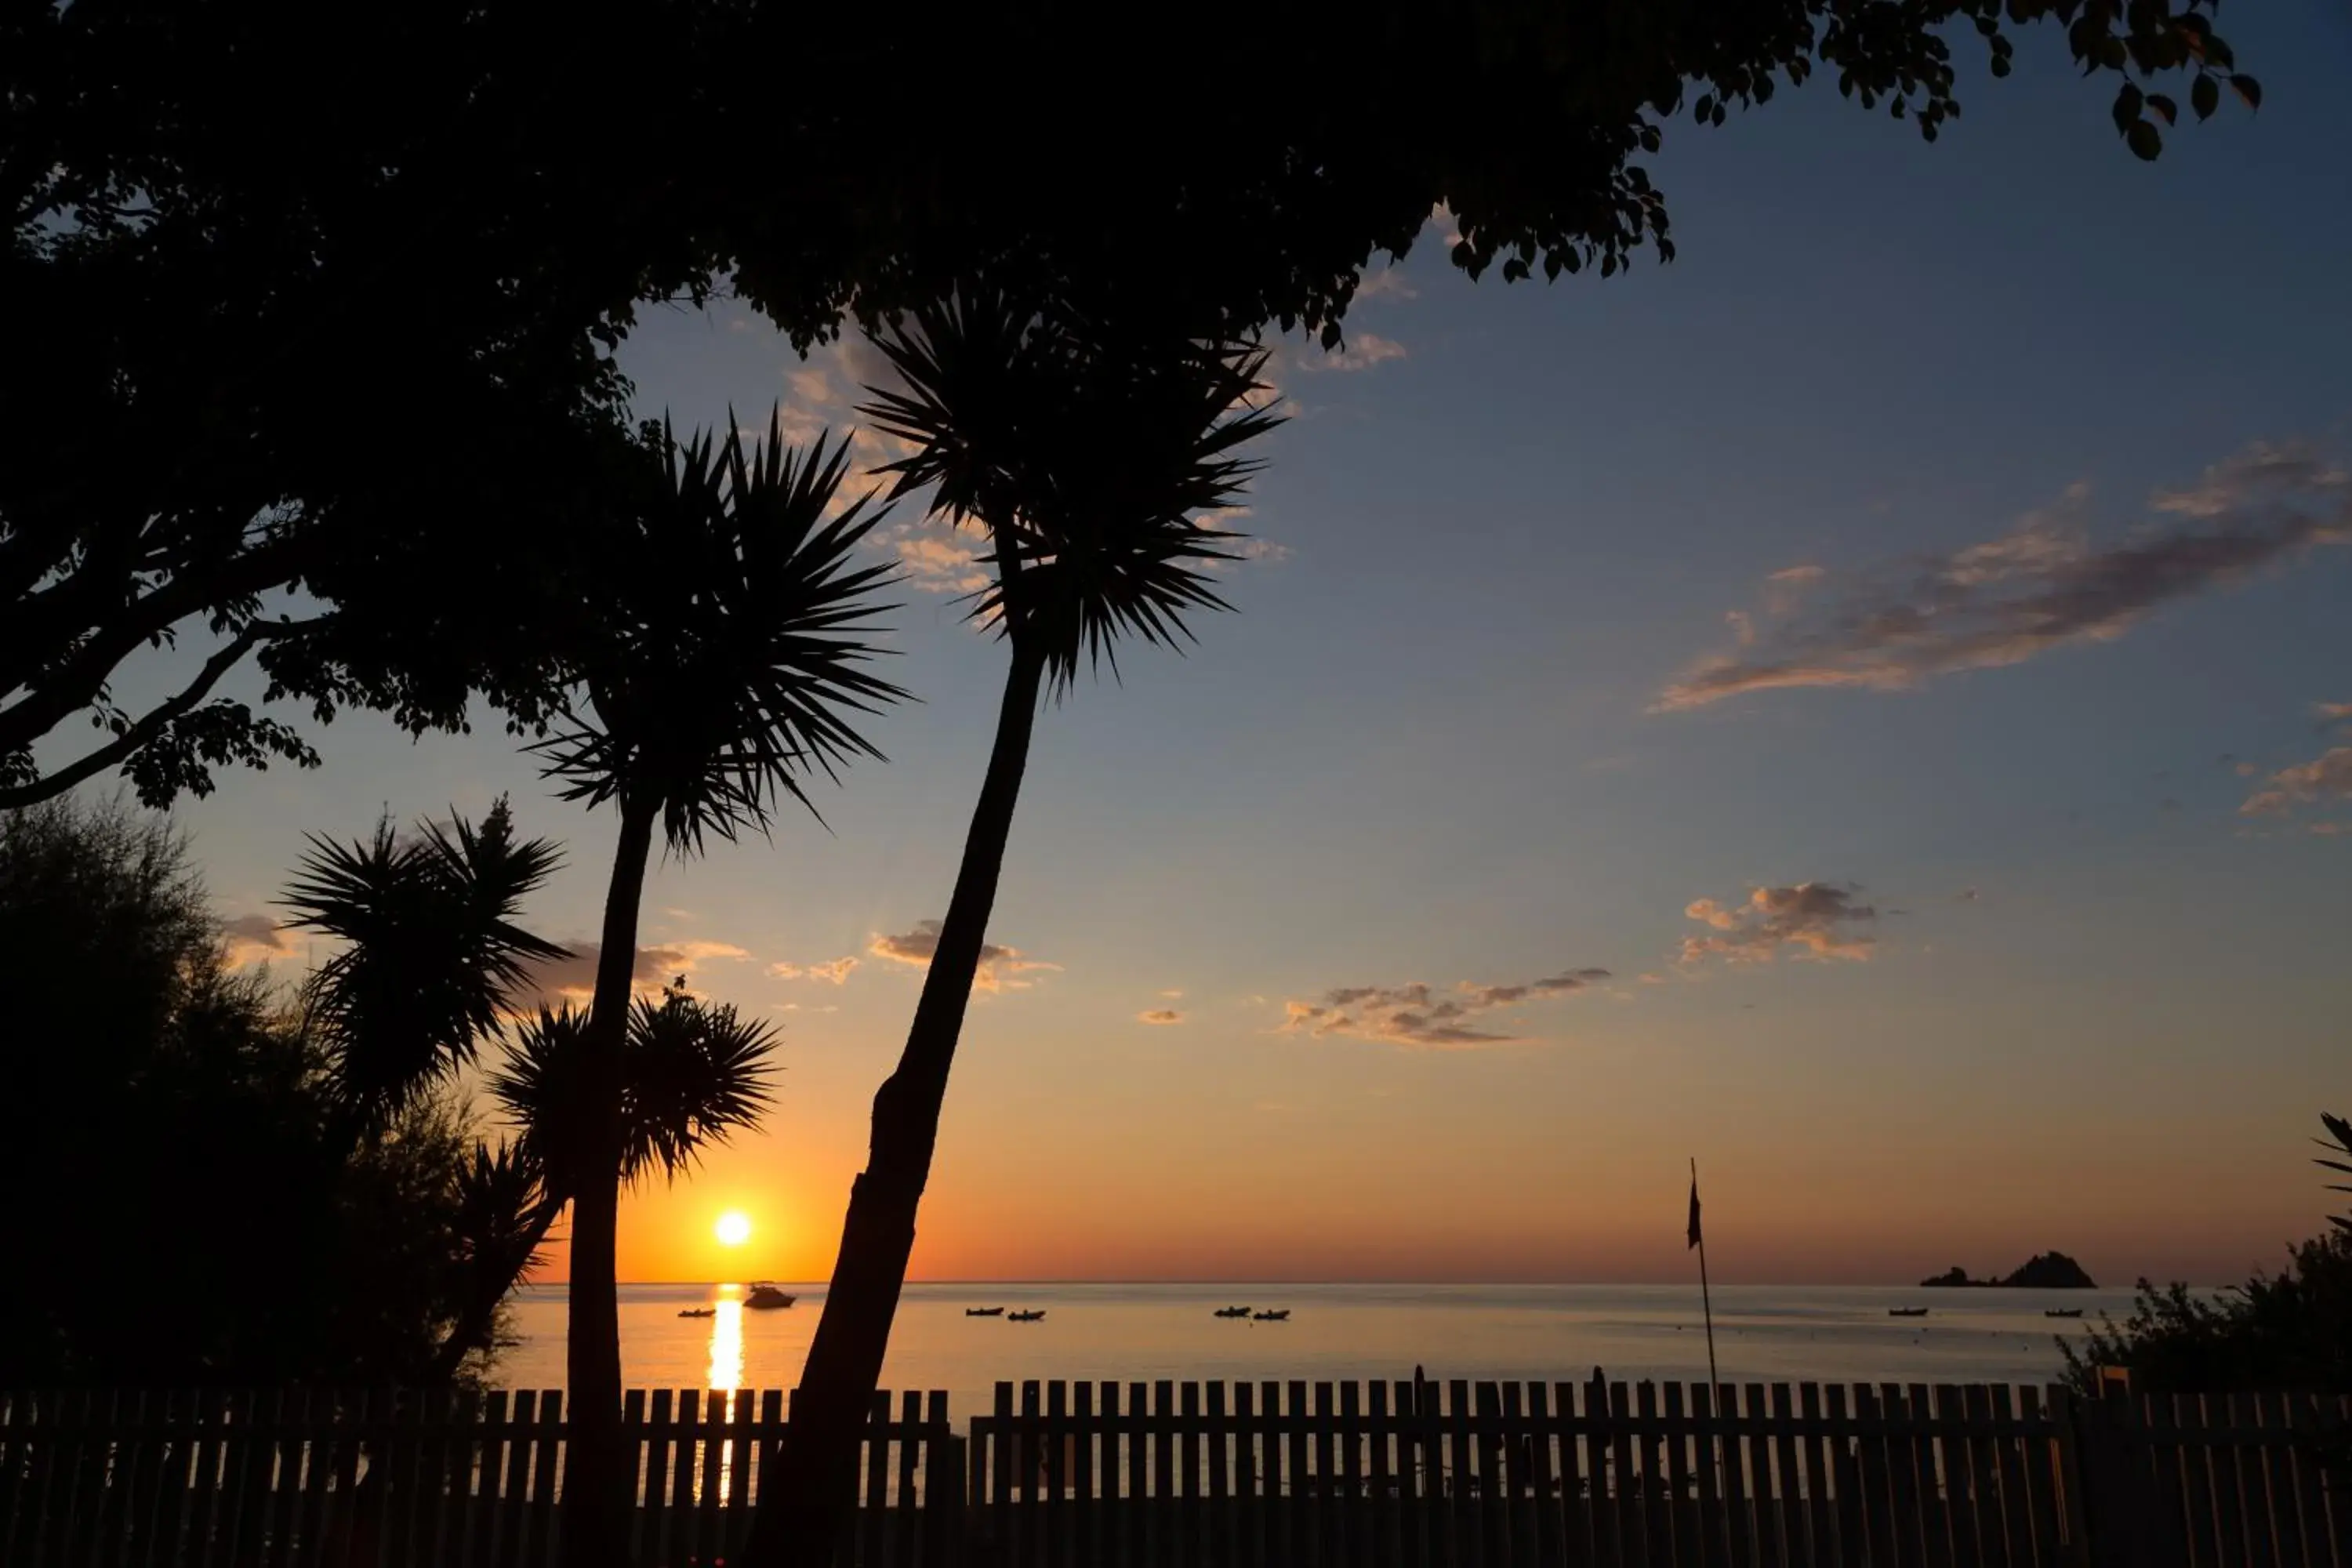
[
  {"left": 535, "top": 414, "right": 906, "bottom": 1566},
  {"left": 747, "top": 292, "right": 1278, "bottom": 1565}
]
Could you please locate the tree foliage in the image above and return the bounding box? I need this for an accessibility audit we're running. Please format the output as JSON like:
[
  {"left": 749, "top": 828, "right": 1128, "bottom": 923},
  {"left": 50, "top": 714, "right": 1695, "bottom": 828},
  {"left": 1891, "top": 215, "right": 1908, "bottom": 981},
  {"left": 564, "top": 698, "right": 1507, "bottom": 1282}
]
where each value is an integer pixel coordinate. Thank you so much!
[
  {"left": 4, "top": 2, "right": 2263, "bottom": 809},
  {"left": 2060, "top": 1115, "right": 2352, "bottom": 1399},
  {"left": 0, "top": 797, "right": 503, "bottom": 1385}
]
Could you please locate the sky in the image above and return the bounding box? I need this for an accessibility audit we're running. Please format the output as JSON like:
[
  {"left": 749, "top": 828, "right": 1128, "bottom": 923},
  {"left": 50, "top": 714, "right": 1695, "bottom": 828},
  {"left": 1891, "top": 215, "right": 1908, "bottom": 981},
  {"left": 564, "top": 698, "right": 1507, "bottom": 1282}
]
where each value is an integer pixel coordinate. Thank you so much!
[{"left": 64, "top": 7, "right": 2352, "bottom": 1287}]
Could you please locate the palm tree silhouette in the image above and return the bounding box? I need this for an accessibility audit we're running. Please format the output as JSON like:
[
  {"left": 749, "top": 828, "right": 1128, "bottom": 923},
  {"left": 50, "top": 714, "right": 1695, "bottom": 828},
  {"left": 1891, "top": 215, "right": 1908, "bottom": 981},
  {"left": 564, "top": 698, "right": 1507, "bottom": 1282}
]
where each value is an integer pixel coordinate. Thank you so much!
[
  {"left": 748, "top": 291, "right": 1277, "bottom": 1564},
  {"left": 535, "top": 413, "right": 905, "bottom": 1565},
  {"left": 279, "top": 804, "right": 782, "bottom": 1379}
]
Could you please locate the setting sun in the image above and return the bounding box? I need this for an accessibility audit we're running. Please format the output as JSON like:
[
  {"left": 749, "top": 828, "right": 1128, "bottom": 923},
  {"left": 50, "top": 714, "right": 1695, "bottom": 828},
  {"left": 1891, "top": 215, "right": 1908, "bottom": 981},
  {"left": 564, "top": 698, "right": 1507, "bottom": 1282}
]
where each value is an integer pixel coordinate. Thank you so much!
[{"left": 713, "top": 1210, "right": 753, "bottom": 1247}]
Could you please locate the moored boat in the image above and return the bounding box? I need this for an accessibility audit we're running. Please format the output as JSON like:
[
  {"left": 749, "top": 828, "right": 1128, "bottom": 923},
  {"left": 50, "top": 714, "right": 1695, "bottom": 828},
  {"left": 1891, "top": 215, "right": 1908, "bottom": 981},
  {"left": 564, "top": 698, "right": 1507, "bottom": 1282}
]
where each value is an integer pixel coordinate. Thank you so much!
[{"left": 745, "top": 1283, "right": 796, "bottom": 1309}]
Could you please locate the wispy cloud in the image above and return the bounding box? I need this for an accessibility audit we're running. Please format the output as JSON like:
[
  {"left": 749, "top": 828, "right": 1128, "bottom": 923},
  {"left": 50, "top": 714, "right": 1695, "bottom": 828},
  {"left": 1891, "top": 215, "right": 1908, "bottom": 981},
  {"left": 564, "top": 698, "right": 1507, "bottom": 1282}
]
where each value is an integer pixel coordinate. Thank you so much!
[
  {"left": 869, "top": 919, "right": 1059, "bottom": 993},
  {"left": 1278, "top": 967, "right": 1610, "bottom": 1050},
  {"left": 1298, "top": 331, "right": 1408, "bottom": 374},
  {"left": 1352, "top": 267, "right": 1418, "bottom": 304},
  {"left": 519, "top": 940, "right": 750, "bottom": 1004},
  {"left": 770, "top": 955, "right": 859, "bottom": 985},
  {"left": 1680, "top": 884, "right": 1878, "bottom": 965},
  {"left": 221, "top": 913, "right": 299, "bottom": 969},
  {"left": 1654, "top": 443, "right": 2350, "bottom": 712},
  {"left": 1137, "top": 1009, "right": 1185, "bottom": 1025}
]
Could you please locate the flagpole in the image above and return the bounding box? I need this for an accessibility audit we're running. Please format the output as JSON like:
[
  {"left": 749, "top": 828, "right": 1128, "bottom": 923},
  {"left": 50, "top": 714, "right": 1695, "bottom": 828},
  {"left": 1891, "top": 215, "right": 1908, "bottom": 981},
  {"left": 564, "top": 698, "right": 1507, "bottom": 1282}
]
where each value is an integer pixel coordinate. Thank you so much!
[{"left": 1693, "top": 1156, "right": 1720, "bottom": 1394}]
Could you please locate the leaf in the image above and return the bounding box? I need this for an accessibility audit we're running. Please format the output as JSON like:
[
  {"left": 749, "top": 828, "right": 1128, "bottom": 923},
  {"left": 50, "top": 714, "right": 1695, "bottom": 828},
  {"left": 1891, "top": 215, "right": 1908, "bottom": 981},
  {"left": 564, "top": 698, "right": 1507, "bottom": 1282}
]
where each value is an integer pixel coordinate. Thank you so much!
[
  {"left": 2145, "top": 93, "right": 2177, "bottom": 127},
  {"left": 2125, "top": 119, "right": 2162, "bottom": 162},
  {"left": 2112, "top": 83, "right": 2143, "bottom": 137},
  {"left": 2231, "top": 74, "right": 2262, "bottom": 111},
  {"left": 2192, "top": 73, "right": 2220, "bottom": 121}
]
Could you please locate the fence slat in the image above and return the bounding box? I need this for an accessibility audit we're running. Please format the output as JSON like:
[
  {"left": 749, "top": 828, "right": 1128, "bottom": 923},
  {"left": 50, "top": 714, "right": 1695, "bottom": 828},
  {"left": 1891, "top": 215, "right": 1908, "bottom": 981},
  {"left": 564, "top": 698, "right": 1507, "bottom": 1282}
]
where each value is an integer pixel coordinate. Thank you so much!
[
  {"left": 1234, "top": 1381, "right": 1262, "bottom": 1568},
  {"left": 1185, "top": 1381, "right": 1207, "bottom": 1568},
  {"left": 1718, "top": 1384, "right": 1751, "bottom": 1568},
  {"left": 2277, "top": 1392, "right": 2328, "bottom": 1568},
  {"left": 1769, "top": 1386, "right": 1807, "bottom": 1568}
]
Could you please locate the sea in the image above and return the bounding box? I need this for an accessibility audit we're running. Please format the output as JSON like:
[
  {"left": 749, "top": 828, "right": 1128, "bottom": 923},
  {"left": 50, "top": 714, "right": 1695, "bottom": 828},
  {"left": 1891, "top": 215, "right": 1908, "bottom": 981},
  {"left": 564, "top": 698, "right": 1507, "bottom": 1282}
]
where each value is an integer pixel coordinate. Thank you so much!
[{"left": 499, "top": 1282, "right": 2134, "bottom": 1423}]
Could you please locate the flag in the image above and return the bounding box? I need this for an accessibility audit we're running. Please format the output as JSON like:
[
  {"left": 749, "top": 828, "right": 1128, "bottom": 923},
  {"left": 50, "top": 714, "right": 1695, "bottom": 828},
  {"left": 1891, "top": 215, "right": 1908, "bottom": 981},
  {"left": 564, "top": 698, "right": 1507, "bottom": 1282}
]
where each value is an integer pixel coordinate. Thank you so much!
[{"left": 1686, "top": 1173, "right": 1702, "bottom": 1250}]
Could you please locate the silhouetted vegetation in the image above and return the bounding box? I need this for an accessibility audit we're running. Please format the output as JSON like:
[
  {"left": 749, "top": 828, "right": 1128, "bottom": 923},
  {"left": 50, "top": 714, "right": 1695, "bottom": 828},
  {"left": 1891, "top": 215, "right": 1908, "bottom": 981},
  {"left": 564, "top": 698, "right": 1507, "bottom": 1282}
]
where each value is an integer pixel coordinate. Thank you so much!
[
  {"left": 6, "top": 3, "right": 2262, "bottom": 815},
  {"left": 0, "top": 794, "right": 782, "bottom": 1392},
  {"left": 532, "top": 414, "right": 903, "bottom": 1551},
  {"left": 746, "top": 292, "right": 1278, "bottom": 1566},
  {"left": 0, "top": 797, "right": 502, "bottom": 1386},
  {"left": 2059, "top": 1116, "right": 2352, "bottom": 1399}
]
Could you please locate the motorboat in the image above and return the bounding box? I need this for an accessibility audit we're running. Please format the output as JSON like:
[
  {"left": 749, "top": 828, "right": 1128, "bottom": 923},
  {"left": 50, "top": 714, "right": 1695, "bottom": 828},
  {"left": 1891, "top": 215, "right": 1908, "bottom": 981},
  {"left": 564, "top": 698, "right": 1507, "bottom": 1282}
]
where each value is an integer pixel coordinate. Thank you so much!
[
  {"left": 1007, "top": 1309, "right": 1047, "bottom": 1323},
  {"left": 966, "top": 1306, "right": 1006, "bottom": 1316},
  {"left": 677, "top": 1308, "right": 717, "bottom": 1319},
  {"left": 745, "top": 1283, "right": 796, "bottom": 1310},
  {"left": 1251, "top": 1309, "right": 1291, "bottom": 1322},
  {"left": 1888, "top": 1308, "right": 1929, "bottom": 1318},
  {"left": 1213, "top": 1306, "right": 1253, "bottom": 1319},
  {"left": 2045, "top": 1308, "right": 2085, "bottom": 1318}
]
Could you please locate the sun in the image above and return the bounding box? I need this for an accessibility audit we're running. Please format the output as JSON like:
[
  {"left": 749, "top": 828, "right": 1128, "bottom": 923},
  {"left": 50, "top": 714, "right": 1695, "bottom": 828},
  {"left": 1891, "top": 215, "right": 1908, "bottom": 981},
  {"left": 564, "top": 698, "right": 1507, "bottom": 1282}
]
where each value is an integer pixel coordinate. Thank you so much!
[{"left": 713, "top": 1210, "right": 753, "bottom": 1247}]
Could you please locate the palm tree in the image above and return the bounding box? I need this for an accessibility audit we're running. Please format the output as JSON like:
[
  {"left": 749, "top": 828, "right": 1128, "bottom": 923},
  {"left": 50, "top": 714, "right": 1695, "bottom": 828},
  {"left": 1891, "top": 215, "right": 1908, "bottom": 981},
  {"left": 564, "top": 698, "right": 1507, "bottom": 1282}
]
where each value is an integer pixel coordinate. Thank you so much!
[
  {"left": 747, "top": 292, "right": 1278, "bottom": 1565},
  {"left": 282, "top": 797, "right": 568, "bottom": 1137},
  {"left": 535, "top": 414, "right": 906, "bottom": 1565},
  {"left": 279, "top": 803, "right": 782, "bottom": 1381}
]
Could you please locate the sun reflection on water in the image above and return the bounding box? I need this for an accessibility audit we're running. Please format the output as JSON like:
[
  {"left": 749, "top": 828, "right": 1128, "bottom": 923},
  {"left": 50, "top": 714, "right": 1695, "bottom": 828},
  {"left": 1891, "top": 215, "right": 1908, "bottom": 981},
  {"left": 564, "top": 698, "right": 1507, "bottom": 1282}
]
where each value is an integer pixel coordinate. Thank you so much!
[{"left": 705, "top": 1285, "right": 745, "bottom": 1503}]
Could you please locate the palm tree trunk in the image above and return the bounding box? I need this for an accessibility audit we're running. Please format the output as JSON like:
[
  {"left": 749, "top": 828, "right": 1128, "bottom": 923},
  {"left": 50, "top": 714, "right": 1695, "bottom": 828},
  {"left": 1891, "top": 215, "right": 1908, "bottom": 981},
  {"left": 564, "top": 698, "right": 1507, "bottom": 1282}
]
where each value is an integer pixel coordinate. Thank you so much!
[
  {"left": 744, "top": 641, "right": 1047, "bottom": 1568},
  {"left": 563, "top": 791, "right": 659, "bottom": 1568}
]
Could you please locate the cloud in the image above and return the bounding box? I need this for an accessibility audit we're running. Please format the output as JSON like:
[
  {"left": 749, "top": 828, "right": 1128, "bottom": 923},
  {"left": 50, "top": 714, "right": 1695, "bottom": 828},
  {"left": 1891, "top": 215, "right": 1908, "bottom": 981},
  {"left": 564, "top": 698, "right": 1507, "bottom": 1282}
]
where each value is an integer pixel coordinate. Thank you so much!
[
  {"left": 1137, "top": 1009, "right": 1185, "bottom": 1025},
  {"left": 2318, "top": 702, "right": 2352, "bottom": 722},
  {"left": 1679, "top": 883, "right": 1878, "bottom": 965},
  {"left": 222, "top": 913, "right": 299, "bottom": 969},
  {"left": 770, "top": 955, "right": 859, "bottom": 985},
  {"left": 1955, "top": 887, "right": 1980, "bottom": 902},
  {"left": 887, "top": 526, "right": 993, "bottom": 594},
  {"left": 518, "top": 939, "right": 750, "bottom": 1004},
  {"left": 1352, "top": 268, "right": 1418, "bottom": 303},
  {"left": 1654, "top": 444, "right": 2350, "bottom": 711},
  {"left": 1159, "top": 988, "right": 1185, "bottom": 999},
  {"left": 868, "top": 919, "right": 1059, "bottom": 993},
  {"left": 1299, "top": 332, "right": 1407, "bottom": 374},
  {"left": 2241, "top": 747, "right": 2352, "bottom": 818},
  {"left": 1277, "top": 967, "right": 1610, "bottom": 1050}
]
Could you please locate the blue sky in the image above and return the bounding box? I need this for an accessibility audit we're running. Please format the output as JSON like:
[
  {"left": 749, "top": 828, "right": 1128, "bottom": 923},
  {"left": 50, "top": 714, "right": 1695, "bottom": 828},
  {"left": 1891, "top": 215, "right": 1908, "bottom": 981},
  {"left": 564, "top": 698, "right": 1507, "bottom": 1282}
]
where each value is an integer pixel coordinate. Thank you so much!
[{"left": 74, "top": 5, "right": 2352, "bottom": 1284}]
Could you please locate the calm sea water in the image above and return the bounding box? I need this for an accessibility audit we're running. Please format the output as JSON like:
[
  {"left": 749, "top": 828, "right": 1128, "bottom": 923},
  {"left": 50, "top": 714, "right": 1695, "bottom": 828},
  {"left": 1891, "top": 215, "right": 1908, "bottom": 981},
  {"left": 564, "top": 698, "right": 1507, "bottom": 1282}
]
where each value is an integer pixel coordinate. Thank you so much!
[{"left": 499, "top": 1283, "right": 2131, "bottom": 1422}]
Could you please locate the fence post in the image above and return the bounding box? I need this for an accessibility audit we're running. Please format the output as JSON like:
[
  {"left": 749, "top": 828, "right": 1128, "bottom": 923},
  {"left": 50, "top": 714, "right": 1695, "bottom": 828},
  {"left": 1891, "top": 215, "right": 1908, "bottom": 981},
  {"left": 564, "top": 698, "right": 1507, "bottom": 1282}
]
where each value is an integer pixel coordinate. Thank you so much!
[{"left": 2067, "top": 1388, "right": 2187, "bottom": 1568}]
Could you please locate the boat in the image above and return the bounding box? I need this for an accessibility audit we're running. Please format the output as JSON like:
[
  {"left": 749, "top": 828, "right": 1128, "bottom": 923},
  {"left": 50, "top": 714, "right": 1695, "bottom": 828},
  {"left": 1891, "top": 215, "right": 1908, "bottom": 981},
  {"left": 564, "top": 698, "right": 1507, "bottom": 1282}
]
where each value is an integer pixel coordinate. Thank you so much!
[
  {"left": 745, "top": 1283, "right": 796, "bottom": 1310},
  {"left": 966, "top": 1306, "right": 1005, "bottom": 1316},
  {"left": 677, "top": 1308, "right": 717, "bottom": 1319},
  {"left": 1213, "top": 1306, "right": 1253, "bottom": 1319},
  {"left": 1889, "top": 1308, "right": 1929, "bottom": 1318},
  {"left": 2045, "top": 1308, "right": 2085, "bottom": 1319},
  {"left": 1251, "top": 1309, "right": 1291, "bottom": 1322},
  {"left": 1007, "top": 1309, "right": 1047, "bottom": 1323}
]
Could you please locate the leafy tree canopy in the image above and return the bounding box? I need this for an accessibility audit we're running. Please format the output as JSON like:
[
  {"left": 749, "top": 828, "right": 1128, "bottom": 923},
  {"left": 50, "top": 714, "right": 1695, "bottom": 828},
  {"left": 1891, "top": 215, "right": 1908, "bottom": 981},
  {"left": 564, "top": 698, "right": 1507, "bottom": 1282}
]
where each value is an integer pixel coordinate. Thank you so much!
[{"left": 3, "top": 2, "right": 2262, "bottom": 807}]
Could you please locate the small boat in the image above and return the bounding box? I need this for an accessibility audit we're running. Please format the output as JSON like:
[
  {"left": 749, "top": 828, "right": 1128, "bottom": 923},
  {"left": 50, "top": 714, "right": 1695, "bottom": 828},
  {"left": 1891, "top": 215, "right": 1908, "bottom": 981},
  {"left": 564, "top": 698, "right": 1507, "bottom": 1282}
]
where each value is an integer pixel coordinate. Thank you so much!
[
  {"left": 966, "top": 1306, "right": 1005, "bottom": 1316},
  {"left": 745, "top": 1283, "right": 796, "bottom": 1310},
  {"left": 1889, "top": 1307, "right": 1929, "bottom": 1318},
  {"left": 1251, "top": 1309, "right": 1291, "bottom": 1322},
  {"left": 677, "top": 1308, "right": 717, "bottom": 1319},
  {"left": 2045, "top": 1308, "right": 2085, "bottom": 1319},
  {"left": 1213, "top": 1306, "right": 1253, "bottom": 1319},
  {"left": 1007, "top": 1309, "right": 1047, "bottom": 1323}
]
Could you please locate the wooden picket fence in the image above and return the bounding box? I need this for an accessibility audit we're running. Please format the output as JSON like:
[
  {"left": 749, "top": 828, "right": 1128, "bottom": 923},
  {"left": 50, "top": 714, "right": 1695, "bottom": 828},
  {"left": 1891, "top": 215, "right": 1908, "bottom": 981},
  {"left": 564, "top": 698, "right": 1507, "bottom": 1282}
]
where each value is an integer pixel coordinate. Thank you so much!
[{"left": 1, "top": 1380, "right": 2343, "bottom": 1567}]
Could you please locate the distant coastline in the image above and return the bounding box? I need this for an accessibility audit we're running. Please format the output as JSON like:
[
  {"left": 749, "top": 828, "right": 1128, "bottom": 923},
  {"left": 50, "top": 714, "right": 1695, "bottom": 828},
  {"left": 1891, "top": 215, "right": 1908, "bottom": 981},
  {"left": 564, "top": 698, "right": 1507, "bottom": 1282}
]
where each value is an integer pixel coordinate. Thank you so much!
[{"left": 1918, "top": 1251, "right": 2096, "bottom": 1290}]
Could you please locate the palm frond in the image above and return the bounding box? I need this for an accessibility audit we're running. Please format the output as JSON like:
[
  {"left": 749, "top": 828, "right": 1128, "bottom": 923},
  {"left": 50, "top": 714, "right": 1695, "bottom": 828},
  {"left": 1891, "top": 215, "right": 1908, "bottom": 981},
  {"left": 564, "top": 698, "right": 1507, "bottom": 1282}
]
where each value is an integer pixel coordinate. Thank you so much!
[
  {"left": 620, "top": 985, "right": 779, "bottom": 1187},
  {"left": 2318, "top": 1112, "right": 2352, "bottom": 1231},
  {"left": 485, "top": 1004, "right": 598, "bottom": 1196},
  {"left": 861, "top": 292, "right": 1282, "bottom": 693},
  {"left": 488, "top": 989, "right": 780, "bottom": 1192},
  {"left": 281, "top": 797, "right": 566, "bottom": 1124},
  {"left": 534, "top": 413, "right": 910, "bottom": 855}
]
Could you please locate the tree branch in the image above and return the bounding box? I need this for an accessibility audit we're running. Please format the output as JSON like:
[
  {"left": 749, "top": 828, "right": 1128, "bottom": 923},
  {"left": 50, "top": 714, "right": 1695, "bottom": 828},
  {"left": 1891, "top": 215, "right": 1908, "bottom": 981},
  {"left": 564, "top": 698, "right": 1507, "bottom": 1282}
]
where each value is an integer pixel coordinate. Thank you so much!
[
  {"left": 0, "top": 532, "right": 310, "bottom": 757},
  {"left": 0, "top": 617, "right": 310, "bottom": 809}
]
